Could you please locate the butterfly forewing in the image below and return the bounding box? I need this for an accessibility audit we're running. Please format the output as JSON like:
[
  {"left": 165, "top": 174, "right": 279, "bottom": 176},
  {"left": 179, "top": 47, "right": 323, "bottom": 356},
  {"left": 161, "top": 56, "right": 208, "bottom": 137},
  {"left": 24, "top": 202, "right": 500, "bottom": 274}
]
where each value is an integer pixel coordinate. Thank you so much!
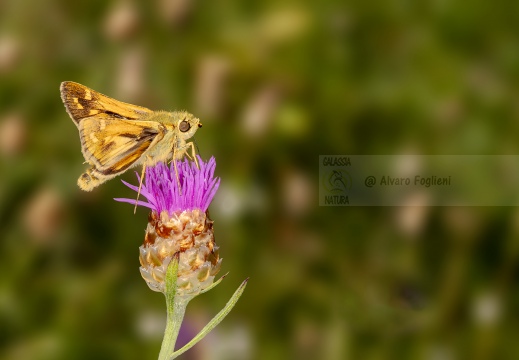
[{"left": 60, "top": 81, "right": 153, "bottom": 122}]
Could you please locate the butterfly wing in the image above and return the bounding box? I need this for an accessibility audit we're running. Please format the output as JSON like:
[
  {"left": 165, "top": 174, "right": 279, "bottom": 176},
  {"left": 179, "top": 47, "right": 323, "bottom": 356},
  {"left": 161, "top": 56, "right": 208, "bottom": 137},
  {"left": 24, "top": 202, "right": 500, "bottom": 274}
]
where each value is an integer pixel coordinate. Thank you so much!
[
  {"left": 60, "top": 81, "right": 165, "bottom": 190},
  {"left": 78, "top": 114, "right": 165, "bottom": 174},
  {"left": 60, "top": 81, "right": 153, "bottom": 122}
]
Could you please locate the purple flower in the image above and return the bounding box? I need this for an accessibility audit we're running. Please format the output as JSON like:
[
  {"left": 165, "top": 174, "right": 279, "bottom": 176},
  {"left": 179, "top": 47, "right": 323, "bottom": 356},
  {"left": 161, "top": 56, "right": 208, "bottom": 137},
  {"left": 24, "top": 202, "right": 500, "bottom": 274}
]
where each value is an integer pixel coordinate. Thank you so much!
[{"left": 115, "top": 156, "right": 220, "bottom": 214}]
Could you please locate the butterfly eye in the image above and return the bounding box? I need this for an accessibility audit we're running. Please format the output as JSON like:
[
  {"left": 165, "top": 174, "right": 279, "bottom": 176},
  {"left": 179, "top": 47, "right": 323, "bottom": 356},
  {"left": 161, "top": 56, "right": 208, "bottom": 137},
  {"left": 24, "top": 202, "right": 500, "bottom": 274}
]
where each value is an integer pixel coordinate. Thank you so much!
[{"left": 179, "top": 120, "right": 191, "bottom": 132}]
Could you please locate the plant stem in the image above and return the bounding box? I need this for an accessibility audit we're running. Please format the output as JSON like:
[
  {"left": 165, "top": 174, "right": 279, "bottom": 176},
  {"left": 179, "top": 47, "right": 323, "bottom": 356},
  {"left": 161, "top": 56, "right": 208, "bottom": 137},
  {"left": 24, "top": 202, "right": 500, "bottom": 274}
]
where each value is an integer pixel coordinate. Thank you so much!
[
  {"left": 156, "top": 257, "right": 248, "bottom": 360},
  {"left": 158, "top": 257, "right": 191, "bottom": 360},
  {"left": 158, "top": 297, "right": 188, "bottom": 360}
]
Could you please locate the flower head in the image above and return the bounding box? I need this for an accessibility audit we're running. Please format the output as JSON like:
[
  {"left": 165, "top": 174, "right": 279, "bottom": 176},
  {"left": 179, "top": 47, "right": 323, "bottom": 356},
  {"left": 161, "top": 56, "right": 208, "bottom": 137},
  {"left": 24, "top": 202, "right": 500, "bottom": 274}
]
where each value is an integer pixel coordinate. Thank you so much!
[
  {"left": 115, "top": 156, "right": 222, "bottom": 296},
  {"left": 115, "top": 156, "right": 220, "bottom": 214}
]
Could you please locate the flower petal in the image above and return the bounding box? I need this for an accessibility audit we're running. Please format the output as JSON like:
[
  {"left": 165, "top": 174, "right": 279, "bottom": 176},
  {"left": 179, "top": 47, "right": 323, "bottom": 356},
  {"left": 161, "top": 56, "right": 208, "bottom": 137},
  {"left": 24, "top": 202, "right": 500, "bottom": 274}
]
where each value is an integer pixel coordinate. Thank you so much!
[{"left": 116, "top": 156, "right": 220, "bottom": 214}]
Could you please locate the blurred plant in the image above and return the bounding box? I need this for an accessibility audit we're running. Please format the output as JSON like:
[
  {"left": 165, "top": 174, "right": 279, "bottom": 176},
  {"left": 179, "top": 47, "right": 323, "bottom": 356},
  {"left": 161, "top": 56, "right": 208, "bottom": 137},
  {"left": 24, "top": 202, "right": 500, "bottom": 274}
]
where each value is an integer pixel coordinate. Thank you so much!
[{"left": 115, "top": 156, "right": 247, "bottom": 359}]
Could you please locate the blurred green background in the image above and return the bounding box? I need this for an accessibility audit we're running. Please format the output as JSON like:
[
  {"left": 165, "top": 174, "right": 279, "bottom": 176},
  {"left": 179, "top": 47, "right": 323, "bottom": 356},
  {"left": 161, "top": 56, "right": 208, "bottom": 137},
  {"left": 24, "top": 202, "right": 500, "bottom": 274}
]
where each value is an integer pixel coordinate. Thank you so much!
[{"left": 1, "top": 0, "right": 519, "bottom": 359}]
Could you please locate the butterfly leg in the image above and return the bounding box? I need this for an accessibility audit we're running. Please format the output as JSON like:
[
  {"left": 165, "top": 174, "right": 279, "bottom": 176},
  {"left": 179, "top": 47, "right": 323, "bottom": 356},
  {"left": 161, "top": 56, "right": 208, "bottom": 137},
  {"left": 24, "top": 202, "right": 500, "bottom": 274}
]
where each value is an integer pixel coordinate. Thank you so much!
[
  {"left": 172, "top": 148, "right": 182, "bottom": 193},
  {"left": 186, "top": 141, "right": 200, "bottom": 169},
  {"left": 134, "top": 161, "right": 148, "bottom": 214}
]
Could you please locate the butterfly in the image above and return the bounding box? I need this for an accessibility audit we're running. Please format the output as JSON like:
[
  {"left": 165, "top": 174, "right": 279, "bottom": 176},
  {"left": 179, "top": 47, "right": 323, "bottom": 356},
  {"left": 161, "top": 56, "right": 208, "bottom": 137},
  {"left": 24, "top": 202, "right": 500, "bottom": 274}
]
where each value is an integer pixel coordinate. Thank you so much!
[{"left": 60, "top": 81, "right": 202, "bottom": 195}]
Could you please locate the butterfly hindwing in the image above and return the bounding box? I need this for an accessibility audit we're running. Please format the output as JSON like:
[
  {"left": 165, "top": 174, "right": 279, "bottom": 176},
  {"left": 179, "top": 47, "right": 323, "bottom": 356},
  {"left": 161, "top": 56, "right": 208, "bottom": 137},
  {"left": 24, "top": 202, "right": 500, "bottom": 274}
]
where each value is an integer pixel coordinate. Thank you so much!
[{"left": 78, "top": 114, "right": 166, "bottom": 175}]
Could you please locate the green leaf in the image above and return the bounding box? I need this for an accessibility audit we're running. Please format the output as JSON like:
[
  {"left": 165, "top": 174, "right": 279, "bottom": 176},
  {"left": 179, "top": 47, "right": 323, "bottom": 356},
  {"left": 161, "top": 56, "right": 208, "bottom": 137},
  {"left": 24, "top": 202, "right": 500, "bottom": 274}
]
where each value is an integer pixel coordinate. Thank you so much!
[{"left": 169, "top": 278, "right": 249, "bottom": 360}]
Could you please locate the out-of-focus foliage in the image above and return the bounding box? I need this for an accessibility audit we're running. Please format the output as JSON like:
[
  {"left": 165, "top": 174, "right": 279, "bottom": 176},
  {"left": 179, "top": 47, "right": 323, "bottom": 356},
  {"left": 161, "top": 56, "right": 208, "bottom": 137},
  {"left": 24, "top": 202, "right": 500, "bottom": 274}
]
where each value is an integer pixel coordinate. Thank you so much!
[{"left": 1, "top": 0, "right": 519, "bottom": 359}]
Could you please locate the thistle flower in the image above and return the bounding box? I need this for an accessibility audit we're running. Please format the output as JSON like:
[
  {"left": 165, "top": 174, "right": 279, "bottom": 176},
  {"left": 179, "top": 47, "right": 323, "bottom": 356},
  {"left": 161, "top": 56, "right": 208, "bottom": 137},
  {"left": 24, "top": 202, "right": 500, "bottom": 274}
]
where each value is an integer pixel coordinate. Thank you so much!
[
  {"left": 115, "top": 156, "right": 222, "bottom": 297},
  {"left": 115, "top": 156, "right": 246, "bottom": 360}
]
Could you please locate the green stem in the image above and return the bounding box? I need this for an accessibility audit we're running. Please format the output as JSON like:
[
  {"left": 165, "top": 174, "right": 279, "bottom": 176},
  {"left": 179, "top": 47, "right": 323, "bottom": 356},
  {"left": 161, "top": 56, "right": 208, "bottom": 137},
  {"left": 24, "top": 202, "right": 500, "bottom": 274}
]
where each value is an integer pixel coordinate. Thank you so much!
[
  {"left": 156, "top": 257, "right": 248, "bottom": 360},
  {"left": 158, "top": 257, "right": 191, "bottom": 360}
]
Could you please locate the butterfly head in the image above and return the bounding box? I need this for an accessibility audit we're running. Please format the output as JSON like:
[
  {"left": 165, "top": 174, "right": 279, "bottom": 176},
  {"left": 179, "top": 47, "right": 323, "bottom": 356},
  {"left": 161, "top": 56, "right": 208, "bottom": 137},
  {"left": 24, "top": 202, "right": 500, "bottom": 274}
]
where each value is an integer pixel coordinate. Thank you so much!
[{"left": 177, "top": 112, "right": 202, "bottom": 139}]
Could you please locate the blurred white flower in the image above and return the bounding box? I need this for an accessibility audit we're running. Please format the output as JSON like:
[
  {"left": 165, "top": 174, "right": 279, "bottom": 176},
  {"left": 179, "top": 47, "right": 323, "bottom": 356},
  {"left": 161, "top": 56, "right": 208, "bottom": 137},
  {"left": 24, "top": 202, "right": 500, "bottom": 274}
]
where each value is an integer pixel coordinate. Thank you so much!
[
  {"left": 158, "top": 0, "right": 193, "bottom": 26},
  {"left": 472, "top": 291, "right": 502, "bottom": 327},
  {"left": 395, "top": 192, "right": 430, "bottom": 237},
  {"left": 135, "top": 310, "right": 166, "bottom": 340},
  {"left": 282, "top": 169, "right": 312, "bottom": 217},
  {"left": 0, "top": 112, "right": 26, "bottom": 158},
  {"left": 117, "top": 47, "right": 146, "bottom": 102},
  {"left": 104, "top": 0, "right": 139, "bottom": 41},
  {"left": 195, "top": 55, "right": 231, "bottom": 119},
  {"left": 213, "top": 183, "right": 244, "bottom": 220},
  {"left": 0, "top": 35, "right": 21, "bottom": 73},
  {"left": 202, "top": 323, "right": 252, "bottom": 360},
  {"left": 241, "top": 84, "right": 280, "bottom": 138},
  {"left": 23, "top": 186, "right": 64, "bottom": 243}
]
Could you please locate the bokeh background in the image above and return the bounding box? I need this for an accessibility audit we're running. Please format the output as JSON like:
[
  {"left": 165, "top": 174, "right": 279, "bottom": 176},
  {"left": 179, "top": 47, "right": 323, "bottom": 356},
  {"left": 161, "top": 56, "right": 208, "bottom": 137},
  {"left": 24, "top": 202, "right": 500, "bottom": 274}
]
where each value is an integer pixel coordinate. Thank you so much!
[{"left": 1, "top": 1, "right": 519, "bottom": 359}]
